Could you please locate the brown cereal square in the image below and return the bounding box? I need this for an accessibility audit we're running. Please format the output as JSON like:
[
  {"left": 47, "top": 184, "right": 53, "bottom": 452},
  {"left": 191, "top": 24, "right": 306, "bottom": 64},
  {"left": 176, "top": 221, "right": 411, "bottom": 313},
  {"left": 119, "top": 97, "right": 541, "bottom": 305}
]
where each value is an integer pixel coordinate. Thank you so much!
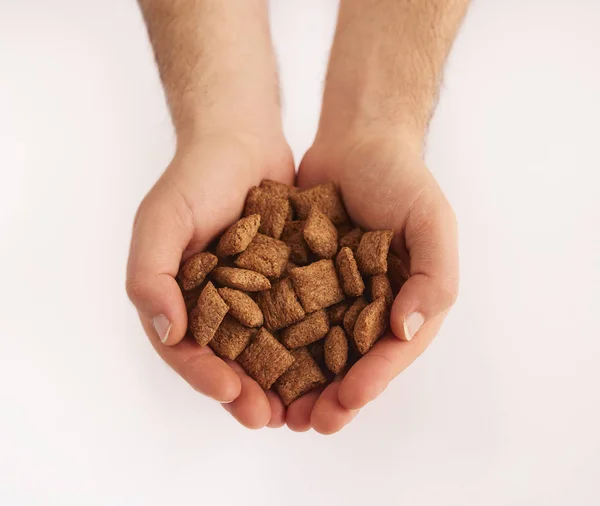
[
  {"left": 217, "top": 287, "right": 263, "bottom": 327},
  {"left": 324, "top": 326, "right": 348, "bottom": 375},
  {"left": 257, "top": 278, "right": 306, "bottom": 331},
  {"left": 216, "top": 214, "right": 261, "bottom": 257},
  {"left": 281, "top": 220, "right": 309, "bottom": 265},
  {"left": 188, "top": 282, "right": 229, "bottom": 346},
  {"left": 353, "top": 298, "right": 388, "bottom": 354},
  {"left": 336, "top": 247, "right": 365, "bottom": 297},
  {"left": 243, "top": 186, "right": 289, "bottom": 239},
  {"left": 339, "top": 227, "right": 363, "bottom": 253},
  {"left": 178, "top": 252, "right": 218, "bottom": 291},
  {"left": 280, "top": 309, "right": 330, "bottom": 349},
  {"left": 209, "top": 316, "right": 256, "bottom": 360},
  {"left": 237, "top": 328, "right": 295, "bottom": 389},
  {"left": 303, "top": 207, "right": 338, "bottom": 259},
  {"left": 182, "top": 285, "right": 203, "bottom": 313},
  {"left": 289, "top": 182, "right": 349, "bottom": 225},
  {"left": 234, "top": 233, "right": 290, "bottom": 280},
  {"left": 290, "top": 259, "right": 345, "bottom": 313},
  {"left": 387, "top": 252, "right": 410, "bottom": 295},
  {"left": 327, "top": 300, "right": 352, "bottom": 325},
  {"left": 284, "top": 260, "right": 298, "bottom": 276},
  {"left": 356, "top": 230, "right": 394, "bottom": 275},
  {"left": 260, "top": 179, "right": 292, "bottom": 199},
  {"left": 275, "top": 347, "right": 327, "bottom": 406},
  {"left": 309, "top": 339, "right": 325, "bottom": 367},
  {"left": 343, "top": 296, "right": 368, "bottom": 336},
  {"left": 211, "top": 267, "right": 271, "bottom": 292},
  {"left": 369, "top": 274, "right": 393, "bottom": 308}
]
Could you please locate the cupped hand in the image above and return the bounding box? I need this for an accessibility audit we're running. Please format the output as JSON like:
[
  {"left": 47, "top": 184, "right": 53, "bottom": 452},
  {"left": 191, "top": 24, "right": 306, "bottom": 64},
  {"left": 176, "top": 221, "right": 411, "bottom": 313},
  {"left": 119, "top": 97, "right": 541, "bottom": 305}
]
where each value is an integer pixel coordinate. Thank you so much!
[
  {"left": 289, "top": 131, "right": 459, "bottom": 434},
  {"left": 126, "top": 134, "right": 293, "bottom": 429}
]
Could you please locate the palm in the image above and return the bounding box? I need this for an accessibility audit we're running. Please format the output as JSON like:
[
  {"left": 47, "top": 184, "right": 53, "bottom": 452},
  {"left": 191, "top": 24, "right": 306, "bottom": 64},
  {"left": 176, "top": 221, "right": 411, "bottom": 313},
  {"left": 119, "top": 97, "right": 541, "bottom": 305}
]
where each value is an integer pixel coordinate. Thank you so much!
[
  {"left": 285, "top": 137, "right": 457, "bottom": 434},
  {"left": 299, "top": 138, "right": 437, "bottom": 234},
  {"left": 129, "top": 136, "right": 294, "bottom": 429}
]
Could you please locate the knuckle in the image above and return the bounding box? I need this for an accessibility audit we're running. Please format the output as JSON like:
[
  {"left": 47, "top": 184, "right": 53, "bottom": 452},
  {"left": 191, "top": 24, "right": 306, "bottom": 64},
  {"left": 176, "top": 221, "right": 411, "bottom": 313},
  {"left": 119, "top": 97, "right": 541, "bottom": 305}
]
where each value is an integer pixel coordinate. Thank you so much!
[
  {"left": 125, "top": 276, "right": 146, "bottom": 305},
  {"left": 438, "top": 279, "right": 459, "bottom": 309},
  {"left": 132, "top": 193, "right": 152, "bottom": 230}
]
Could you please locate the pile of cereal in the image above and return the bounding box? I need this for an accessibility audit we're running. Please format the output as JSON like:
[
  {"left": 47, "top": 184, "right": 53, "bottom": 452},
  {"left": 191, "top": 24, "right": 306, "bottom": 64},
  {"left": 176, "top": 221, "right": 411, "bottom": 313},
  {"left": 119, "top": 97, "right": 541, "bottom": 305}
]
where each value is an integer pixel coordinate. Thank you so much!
[{"left": 178, "top": 181, "right": 409, "bottom": 406}]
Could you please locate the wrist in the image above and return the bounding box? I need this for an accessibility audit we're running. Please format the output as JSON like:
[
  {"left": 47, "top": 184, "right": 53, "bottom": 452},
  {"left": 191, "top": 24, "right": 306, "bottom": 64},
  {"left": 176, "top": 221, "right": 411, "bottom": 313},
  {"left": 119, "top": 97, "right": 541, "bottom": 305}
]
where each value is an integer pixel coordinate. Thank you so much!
[
  {"left": 175, "top": 129, "right": 293, "bottom": 180},
  {"left": 174, "top": 90, "right": 284, "bottom": 148},
  {"left": 313, "top": 115, "right": 425, "bottom": 161},
  {"left": 317, "top": 79, "right": 432, "bottom": 150}
]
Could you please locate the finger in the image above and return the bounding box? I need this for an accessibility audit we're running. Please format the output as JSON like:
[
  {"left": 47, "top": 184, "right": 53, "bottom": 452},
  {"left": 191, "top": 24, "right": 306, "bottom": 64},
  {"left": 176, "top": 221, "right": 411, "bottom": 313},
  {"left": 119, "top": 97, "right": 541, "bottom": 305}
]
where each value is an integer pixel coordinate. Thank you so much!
[
  {"left": 285, "top": 389, "right": 323, "bottom": 432},
  {"left": 265, "top": 390, "right": 286, "bottom": 428},
  {"left": 338, "top": 314, "right": 446, "bottom": 410},
  {"left": 141, "top": 318, "right": 241, "bottom": 403},
  {"left": 221, "top": 361, "right": 271, "bottom": 430},
  {"left": 390, "top": 189, "right": 459, "bottom": 342},
  {"left": 310, "top": 381, "right": 359, "bottom": 435},
  {"left": 296, "top": 150, "right": 332, "bottom": 188},
  {"left": 126, "top": 181, "right": 195, "bottom": 346}
]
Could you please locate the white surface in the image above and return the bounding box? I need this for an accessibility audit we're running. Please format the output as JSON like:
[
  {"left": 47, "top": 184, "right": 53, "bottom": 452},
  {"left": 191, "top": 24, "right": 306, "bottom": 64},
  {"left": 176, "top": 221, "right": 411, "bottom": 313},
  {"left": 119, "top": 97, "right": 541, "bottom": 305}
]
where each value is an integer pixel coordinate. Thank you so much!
[{"left": 1, "top": 0, "right": 599, "bottom": 504}]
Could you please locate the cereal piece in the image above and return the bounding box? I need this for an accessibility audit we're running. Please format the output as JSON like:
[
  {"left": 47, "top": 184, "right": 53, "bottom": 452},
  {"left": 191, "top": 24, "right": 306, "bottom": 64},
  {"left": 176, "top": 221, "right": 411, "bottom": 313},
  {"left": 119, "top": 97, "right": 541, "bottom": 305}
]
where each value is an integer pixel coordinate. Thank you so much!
[
  {"left": 182, "top": 285, "right": 203, "bottom": 313},
  {"left": 275, "top": 348, "right": 327, "bottom": 406},
  {"left": 188, "top": 282, "right": 229, "bottom": 346},
  {"left": 243, "top": 186, "right": 289, "bottom": 239},
  {"left": 336, "top": 247, "right": 365, "bottom": 297},
  {"left": 281, "top": 220, "right": 309, "bottom": 265},
  {"left": 237, "top": 328, "right": 295, "bottom": 389},
  {"left": 353, "top": 298, "right": 388, "bottom": 354},
  {"left": 212, "top": 267, "right": 271, "bottom": 292},
  {"left": 259, "top": 180, "right": 295, "bottom": 218},
  {"left": 234, "top": 233, "right": 290, "bottom": 280},
  {"left": 216, "top": 214, "right": 261, "bottom": 257},
  {"left": 257, "top": 278, "right": 305, "bottom": 331},
  {"left": 309, "top": 339, "right": 325, "bottom": 365},
  {"left": 370, "top": 274, "right": 393, "bottom": 308},
  {"left": 217, "top": 287, "right": 263, "bottom": 327},
  {"left": 339, "top": 227, "right": 363, "bottom": 253},
  {"left": 324, "top": 326, "right": 348, "bottom": 375},
  {"left": 289, "top": 182, "right": 349, "bottom": 225},
  {"left": 280, "top": 310, "right": 330, "bottom": 349},
  {"left": 343, "top": 296, "right": 368, "bottom": 336},
  {"left": 284, "top": 260, "right": 298, "bottom": 276},
  {"left": 209, "top": 316, "right": 256, "bottom": 360},
  {"left": 387, "top": 252, "right": 410, "bottom": 295},
  {"left": 327, "top": 300, "right": 352, "bottom": 325},
  {"left": 303, "top": 207, "right": 338, "bottom": 259},
  {"left": 355, "top": 230, "right": 394, "bottom": 275},
  {"left": 290, "top": 260, "right": 345, "bottom": 313},
  {"left": 178, "top": 252, "right": 218, "bottom": 291},
  {"left": 260, "top": 179, "right": 292, "bottom": 199}
]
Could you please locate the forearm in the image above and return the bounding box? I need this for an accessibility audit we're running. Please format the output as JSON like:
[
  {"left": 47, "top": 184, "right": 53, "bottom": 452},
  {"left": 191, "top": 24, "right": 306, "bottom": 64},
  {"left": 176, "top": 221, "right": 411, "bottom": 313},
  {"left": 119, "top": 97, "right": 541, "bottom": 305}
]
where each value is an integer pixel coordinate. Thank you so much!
[
  {"left": 138, "top": 0, "right": 281, "bottom": 146},
  {"left": 318, "top": 0, "right": 470, "bottom": 143}
]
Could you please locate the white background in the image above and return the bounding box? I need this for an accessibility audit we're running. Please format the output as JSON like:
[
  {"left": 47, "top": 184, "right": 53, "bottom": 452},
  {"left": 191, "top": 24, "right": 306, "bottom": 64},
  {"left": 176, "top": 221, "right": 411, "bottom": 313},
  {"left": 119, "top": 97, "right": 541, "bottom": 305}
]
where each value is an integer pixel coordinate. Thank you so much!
[{"left": 1, "top": 0, "right": 599, "bottom": 504}]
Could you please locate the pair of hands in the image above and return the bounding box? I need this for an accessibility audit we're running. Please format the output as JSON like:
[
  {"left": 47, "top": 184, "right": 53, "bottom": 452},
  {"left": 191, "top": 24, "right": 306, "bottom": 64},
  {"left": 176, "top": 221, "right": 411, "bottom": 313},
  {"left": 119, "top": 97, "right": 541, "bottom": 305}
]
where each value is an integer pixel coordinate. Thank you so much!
[{"left": 126, "top": 129, "right": 459, "bottom": 434}]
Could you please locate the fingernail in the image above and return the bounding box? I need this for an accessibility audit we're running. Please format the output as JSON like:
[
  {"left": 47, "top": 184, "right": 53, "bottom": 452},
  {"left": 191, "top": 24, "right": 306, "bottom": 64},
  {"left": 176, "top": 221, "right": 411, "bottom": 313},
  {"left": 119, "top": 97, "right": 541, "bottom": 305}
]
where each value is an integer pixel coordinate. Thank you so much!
[
  {"left": 152, "top": 314, "right": 171, "bottom": 344},
  {"left": 403, "top": 312, "right": 424, "bottom": 341}
]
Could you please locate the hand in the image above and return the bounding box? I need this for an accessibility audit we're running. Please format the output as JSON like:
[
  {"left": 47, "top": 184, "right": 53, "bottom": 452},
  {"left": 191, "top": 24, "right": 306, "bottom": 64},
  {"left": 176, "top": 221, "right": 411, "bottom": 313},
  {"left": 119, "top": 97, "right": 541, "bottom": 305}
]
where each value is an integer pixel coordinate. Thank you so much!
[
  {"left": 290, "top": 130, "right": 459, "bottom": 434},
  {"left": 126, "top": 134, "right": 294, "bottom": 429}
]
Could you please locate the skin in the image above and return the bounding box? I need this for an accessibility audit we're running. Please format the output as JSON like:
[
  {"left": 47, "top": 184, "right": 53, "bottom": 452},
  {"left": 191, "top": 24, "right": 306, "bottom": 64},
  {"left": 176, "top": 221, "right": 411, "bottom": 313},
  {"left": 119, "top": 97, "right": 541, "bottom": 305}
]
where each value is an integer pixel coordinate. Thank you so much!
[
  {"left": 292, "top": 0, "right": 469, "bottom": 434},
  {"left": 128, "top": 0, "right": 468, "bottom": 432},
  {"left": 128, "top": 0, "right": 292, "bottom": 429}
]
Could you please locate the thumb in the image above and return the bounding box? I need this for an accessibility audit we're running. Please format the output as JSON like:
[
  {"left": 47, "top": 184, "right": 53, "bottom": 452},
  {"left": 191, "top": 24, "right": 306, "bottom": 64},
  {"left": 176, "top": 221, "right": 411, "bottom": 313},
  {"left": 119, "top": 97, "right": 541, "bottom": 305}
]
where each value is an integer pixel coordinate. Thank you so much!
[
  {"left": 126, "top": 184, "right": 194, "bottom": 346},
  {"left": 390, "top": 191, "right": 459, "bottom": 342}
]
